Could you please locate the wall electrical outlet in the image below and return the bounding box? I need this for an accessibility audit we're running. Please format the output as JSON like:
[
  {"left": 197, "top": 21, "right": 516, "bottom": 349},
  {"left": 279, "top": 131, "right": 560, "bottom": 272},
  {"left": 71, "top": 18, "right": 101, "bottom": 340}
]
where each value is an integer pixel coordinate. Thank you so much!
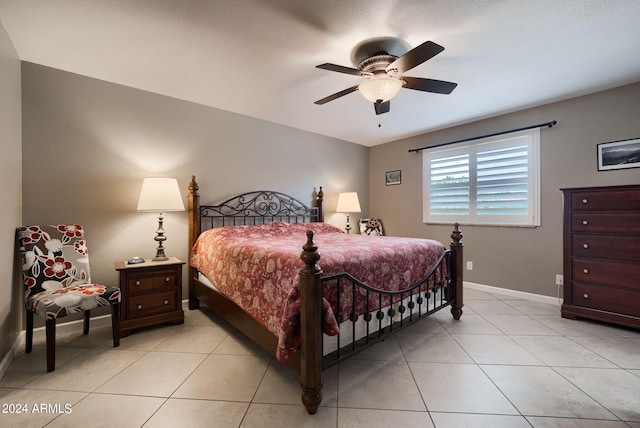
[
  {"left": 555, "top": 274, "right": 564, "bottom": 286},
  {"left": 467, "top": 261, "right": 473, "bottom": 271}
]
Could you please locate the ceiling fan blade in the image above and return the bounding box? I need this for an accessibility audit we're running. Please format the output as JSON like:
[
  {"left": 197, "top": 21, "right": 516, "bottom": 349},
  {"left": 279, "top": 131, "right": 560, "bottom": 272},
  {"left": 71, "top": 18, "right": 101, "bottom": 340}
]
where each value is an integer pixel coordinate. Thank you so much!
[
  {"left": 402, "top": 76, "right": 458, "bottom": 94},
  {"left": 386, "top": 41, "right": 445, "bottom": 74},
  {"left": 316, "top": 63, "right": 367, "bottom": 76},
  {"left": 314, "top": 85, "right": 359, "bottom": 105},
  {"left": 374, "top": 100, "right": 390, "bottom": 115}
]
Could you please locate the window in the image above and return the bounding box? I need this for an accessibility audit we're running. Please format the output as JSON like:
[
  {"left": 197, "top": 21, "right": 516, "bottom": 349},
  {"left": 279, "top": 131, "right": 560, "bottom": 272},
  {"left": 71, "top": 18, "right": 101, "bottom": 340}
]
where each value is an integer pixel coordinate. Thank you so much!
[{"left": 423, "top": 128, "right": 540, "bottom": 227}]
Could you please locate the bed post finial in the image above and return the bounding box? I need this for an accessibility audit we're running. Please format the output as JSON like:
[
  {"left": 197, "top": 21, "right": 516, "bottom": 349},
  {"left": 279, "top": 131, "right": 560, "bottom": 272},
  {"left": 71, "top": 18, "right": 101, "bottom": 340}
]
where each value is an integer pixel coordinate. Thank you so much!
[
  {"left": 316, "top": 187, "right": 324, "bottom": 223},
  {"left": 188, "top": 176, "right": 201, "bottom": 310},
  {"left": 299, "top": 229, "right": 323, "bottom": 414},
  {"left": 449, "top": 222, "right": 464, "bottom": 320}
]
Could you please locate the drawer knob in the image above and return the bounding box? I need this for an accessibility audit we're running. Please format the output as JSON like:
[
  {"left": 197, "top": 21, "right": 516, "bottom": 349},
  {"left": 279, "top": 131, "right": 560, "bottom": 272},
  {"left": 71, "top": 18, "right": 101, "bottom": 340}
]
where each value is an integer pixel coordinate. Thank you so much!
[
  {"left": 135, "top": 280, "right": 141, "bottom": 286},
  {"left": 137, "top": 304, "right": 143, "bottom": 310},
  {"left": 582, "top": 198, "right": 588, "bottom": 204},
  {"left": 583, "top": 268, "right": 589, "bottom": 274},
  {"left": 582, "top": 220, "right": 588, "bottom": 225},
  {"left": 165, "top": 277, "right": 170, "bottom": 282},
  {"left": 583, "top": 293, "right": 589, "bottom": 299},
  {"left": 583, "top": 243, "right": 589, "bottom": 249},
  {"left": 164, "top": 299, "right": 169, "bottom": 305}
]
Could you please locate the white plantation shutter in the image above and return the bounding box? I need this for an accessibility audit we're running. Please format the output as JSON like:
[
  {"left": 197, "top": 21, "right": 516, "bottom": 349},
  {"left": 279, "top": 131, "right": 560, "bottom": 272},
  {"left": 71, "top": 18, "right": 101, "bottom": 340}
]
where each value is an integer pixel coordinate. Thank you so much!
[{"left": 423, "top": 129, "right": 540, "bottom": 226}]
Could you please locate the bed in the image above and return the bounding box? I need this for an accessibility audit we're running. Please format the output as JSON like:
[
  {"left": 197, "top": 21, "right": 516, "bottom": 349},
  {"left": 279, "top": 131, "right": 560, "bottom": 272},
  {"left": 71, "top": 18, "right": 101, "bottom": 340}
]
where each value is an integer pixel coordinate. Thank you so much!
[{"left": 186, "top": 176, "right": 464, "bottom": 414}]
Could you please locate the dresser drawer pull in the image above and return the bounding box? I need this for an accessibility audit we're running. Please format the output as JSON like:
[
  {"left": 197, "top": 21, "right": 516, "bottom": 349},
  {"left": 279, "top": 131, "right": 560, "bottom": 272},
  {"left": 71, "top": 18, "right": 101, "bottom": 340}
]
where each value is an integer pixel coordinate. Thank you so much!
[
  {"left": 582, "top": 243, "right": 589, "bottom": 249},
  {"left": 582, "top": 220, "right": 588, "bottom": 225},
  {"left": 582, "top": 198, "right": 588, "bottom": 204},
  {"left": 583, "top": 293, "right": 589, "bottom": 299},
  {"left": 164, "top": 299, "right": 169, "bottom": 305},
  {"left": 137, "top": 304, "right": 143, "bottom": 310},
  {"left": 165, "top": 277, "right": 170, "bottom": 282},
  {"left": 135, "top": 280, "right": 141, "bottom": 286},
  {"left": 583, "top": 268, "right": 589, "bottom": 274}
]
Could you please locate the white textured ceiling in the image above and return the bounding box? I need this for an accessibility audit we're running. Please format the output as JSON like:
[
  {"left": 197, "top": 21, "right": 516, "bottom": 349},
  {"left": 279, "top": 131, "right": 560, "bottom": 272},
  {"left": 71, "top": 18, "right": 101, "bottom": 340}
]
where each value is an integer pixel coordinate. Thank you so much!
[{"left": 2, "top": 0, "right": 640, "bottom": 146}]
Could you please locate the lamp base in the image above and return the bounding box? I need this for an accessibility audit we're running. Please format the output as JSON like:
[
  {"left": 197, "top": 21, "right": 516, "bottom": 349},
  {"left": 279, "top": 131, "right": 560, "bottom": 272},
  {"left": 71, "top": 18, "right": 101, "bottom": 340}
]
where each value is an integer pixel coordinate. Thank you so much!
[
  {"left": 344, "top": 214, "right": 352, "bottom": 234},
  {"left": 152, "top": 212, "right": 169, "bottom": 261}
]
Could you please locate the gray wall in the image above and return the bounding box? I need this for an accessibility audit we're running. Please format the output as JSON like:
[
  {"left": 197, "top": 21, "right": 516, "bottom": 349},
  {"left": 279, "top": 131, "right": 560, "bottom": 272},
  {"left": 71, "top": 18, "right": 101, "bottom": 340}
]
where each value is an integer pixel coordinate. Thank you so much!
[
  {"left": 370, "top": 82, "right": 640, "bottom": 297},
  {"left": 0, "top": 21, "right": 22, "bottom": 362},
  {"left": 21, "top": 62, "right": 369, "bottom": 320}
]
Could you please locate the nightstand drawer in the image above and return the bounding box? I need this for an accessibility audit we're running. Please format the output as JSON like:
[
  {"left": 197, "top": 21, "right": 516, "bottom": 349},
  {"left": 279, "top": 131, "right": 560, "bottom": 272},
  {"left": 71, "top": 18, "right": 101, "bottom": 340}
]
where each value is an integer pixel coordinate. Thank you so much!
[
  {"left": 126, "top": 290, "right": 178, "bottom": 319},
  {"left": 124, "top": 268, "right": 178, "bottom": 294}
]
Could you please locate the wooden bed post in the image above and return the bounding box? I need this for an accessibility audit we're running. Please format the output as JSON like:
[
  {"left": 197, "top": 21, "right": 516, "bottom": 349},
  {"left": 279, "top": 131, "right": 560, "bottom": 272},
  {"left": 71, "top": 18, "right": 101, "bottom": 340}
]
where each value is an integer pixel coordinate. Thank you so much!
[
  {"left": 450, "top": 223, "right": 464, "bottom": 320},
  {"left": 188, "top": 176, "right": 200, "bottom": 310},
  {"left": 299, "top": 230, "right": 323, "bottom": 414},
  {"left": 316, "top": 187, "right": 324, "bottom": 223}
]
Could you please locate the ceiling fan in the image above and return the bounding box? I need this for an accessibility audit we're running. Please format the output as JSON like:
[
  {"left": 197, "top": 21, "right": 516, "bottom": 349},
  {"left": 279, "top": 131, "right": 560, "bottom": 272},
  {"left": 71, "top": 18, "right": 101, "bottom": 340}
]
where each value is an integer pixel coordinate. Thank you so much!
[{"left": 314, "top": 38, "right": 457, "bottom": 115}]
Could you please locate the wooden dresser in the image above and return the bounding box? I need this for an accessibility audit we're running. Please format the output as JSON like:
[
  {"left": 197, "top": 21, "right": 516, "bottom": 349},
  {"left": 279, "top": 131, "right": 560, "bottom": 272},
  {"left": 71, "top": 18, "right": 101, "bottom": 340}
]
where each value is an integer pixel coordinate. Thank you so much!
[
  {"left": 115, "top": 257, "right": 185, "bottom": 336},
  {"left": 561, "top": 185, "right": 640, "bottom": 329}
]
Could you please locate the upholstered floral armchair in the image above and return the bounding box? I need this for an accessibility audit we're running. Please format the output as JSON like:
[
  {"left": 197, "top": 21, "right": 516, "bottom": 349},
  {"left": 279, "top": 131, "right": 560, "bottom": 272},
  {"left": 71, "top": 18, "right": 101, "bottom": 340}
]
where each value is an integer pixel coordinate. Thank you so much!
[{"left": 17, "top": 224, "right": 120, "bottom": 372}]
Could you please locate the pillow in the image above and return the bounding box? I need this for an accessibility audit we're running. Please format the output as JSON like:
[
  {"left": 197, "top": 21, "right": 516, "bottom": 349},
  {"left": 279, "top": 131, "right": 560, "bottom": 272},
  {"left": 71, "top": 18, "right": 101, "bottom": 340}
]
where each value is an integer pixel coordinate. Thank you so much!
[{"left": 359, "top": 218, "right": 384, "bottom": 236}]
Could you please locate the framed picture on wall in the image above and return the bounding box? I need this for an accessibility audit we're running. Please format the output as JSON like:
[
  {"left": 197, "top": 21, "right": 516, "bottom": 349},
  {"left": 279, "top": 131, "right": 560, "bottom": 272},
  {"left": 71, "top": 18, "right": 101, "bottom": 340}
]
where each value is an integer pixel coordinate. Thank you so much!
[
  {"left": 385, "top": 170, "right": 401, "bottom": 186},
  {"left": 598, "top": 138, "right": 640, "bottom": 171}
]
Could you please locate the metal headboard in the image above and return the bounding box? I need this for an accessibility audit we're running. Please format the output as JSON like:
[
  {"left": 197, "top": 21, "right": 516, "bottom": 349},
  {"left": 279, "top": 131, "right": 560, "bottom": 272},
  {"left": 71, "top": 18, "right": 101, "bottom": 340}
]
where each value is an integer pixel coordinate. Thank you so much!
[{"left": 199, "top": 189, "right": 324, "bottom": 231}]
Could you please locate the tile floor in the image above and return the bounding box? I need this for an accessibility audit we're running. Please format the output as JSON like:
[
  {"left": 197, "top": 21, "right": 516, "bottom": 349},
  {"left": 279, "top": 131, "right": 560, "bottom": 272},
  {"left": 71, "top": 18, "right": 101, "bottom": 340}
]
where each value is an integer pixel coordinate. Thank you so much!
[{"left": 1, "top": 287, "right": 640, "bottom": 427}]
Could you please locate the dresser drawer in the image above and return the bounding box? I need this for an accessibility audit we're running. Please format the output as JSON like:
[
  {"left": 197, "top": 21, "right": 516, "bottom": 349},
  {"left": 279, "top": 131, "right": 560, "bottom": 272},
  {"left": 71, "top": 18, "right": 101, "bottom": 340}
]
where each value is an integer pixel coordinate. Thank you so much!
[
  {"left": 572, "top": 234, "right": 640, "bottom": 262},
  {"left": 571, "top": 212, "right": 640, "bottom": 234},
  {"left": 571, "top": 189, "right": 640, "bottom": 211},
  {"left": 572, "top": 257, "right": 640, "bottom": 290},
  {"left": 124, "top": 268, "right": 178, "bottom": 294},
  {"left": 126, "top": 290, "right": 178, "bottom": 319},
  {"left": 572, "top": 282, "right": 640, "bottom": 317}
]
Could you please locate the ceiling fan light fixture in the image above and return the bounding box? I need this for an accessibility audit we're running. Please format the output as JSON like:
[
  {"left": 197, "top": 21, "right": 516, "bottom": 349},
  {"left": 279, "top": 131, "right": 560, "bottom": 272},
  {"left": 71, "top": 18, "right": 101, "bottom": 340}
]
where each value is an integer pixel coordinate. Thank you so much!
[{"left": 358, "top": 76, "right": 404, "bottom": 103}]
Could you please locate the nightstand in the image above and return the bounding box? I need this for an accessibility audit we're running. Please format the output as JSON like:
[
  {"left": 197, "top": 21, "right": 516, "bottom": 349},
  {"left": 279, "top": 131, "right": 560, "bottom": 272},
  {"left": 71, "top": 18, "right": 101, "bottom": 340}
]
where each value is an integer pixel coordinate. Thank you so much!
[{"left": 114, "top": 257, "right": 185, "bottom": 336}]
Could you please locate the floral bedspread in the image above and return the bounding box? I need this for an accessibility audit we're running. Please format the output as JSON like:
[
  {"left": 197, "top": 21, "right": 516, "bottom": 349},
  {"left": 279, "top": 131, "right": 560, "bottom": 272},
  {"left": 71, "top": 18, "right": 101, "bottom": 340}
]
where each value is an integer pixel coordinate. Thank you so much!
[{"left": 189, "top": 222, "right": 446, "bottom": 363}]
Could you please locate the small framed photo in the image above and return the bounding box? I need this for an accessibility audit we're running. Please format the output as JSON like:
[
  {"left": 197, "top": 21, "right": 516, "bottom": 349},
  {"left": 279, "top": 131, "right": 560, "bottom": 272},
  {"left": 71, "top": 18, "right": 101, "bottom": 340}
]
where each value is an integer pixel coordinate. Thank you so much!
[
  {"left": 598, "top": 138, "right": 640, "bottom": 171},
  {"left": 385, "top": 170, "right": 401, "bottom": 186}
]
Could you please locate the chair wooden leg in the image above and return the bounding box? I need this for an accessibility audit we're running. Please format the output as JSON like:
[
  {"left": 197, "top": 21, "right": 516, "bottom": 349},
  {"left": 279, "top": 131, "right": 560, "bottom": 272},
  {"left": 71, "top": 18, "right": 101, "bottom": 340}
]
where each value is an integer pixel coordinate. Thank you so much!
[
  {"left": 26, "top": 311, "right": 34, "bottom": 354},
  {"left": 111, "top": 302, "right": 120, "bottom": 348},
  {"left": 45, "top": 319, "right": 56, "bottom": 372},
  {"left": 83, "top": 310, "right": 90, "bottom": 335}
]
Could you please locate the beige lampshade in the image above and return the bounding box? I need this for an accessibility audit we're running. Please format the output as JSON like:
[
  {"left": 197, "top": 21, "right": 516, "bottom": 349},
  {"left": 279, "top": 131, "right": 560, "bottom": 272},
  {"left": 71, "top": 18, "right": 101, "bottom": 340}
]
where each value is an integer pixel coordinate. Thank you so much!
[
  {"left": 137, "top": 178, "right": 185, "bottom": 212},
  {"left": 336, "top": 192, "right": 361, "bottom": 213}
]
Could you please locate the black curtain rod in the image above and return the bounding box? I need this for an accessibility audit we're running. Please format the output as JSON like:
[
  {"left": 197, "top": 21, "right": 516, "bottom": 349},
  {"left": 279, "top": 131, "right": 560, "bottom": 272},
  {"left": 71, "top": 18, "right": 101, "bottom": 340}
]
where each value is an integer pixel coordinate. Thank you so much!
[{"left": 408, "top": 120, "right": 557, "bottom": 153}]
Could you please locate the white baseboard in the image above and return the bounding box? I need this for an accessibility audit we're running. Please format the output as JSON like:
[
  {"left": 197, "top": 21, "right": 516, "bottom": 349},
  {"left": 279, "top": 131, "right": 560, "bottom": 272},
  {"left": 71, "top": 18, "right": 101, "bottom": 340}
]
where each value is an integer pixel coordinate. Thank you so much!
[
  {"left": 0, "top": 332, "right": 24, "bottom": 380},
  {"left": 464, "top": 281, "right": 561, "bottom": 306}
]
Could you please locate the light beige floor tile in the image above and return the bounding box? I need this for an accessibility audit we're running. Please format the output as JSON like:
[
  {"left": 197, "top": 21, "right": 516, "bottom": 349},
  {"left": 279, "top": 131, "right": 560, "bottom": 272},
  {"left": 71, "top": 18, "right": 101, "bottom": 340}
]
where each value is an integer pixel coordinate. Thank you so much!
[
  {"left": 103, "top": 324, "right": 180, "bottom": 351},
  {"left": 172, "top": 354, "right": 269, "bottom": 401},
  {"left": 212, "top": 329, "right": 272, "bottom": 357},
  {"left": 153, "top": 324, "right": 229, "bottom": 353},
  {"left": 569, "top": 336, "right": 640, "bottom": 369},
  {"left": 23, "top": 348, "right": 146, "bottom": 392},
  {"left": 453, "top": 334, "right": 543, "bottom": 365},
  {"left": 0, "top": 346, "right": 88, "bottom": 388},
  {"left": 481, "top": 365, "right": 615, "bottom": 419},
  {"left": 46, "top": 392, "right": 165, "bottom": 428},
  {"left": 526, "top": 416, "right": 630, "bottom": 427},
  {"left": 483, "top": 315, "right": 560, "bottom": 335},
  {"left": 555, "top": 367, "right": 640, "bottom": 421},
  {"left": 338, "top": 408, "right": 432, "bottom": 427},
  {"left": 465, "top": 299, "right": 523, "bottom": 315},
  {"left": 434, "top": 313, "right": 503, "bottom": 334},
  {"left": 397, "top": 332, "right": 473, "bottom": 363},
  {"left": 240, "top": 403, "right": 336, "bottom": 428},
  {"left": 504, "top": 300, "right": 561, "bottom": 316},
  {"left": 96, "top": 351, "right": 206, "bottom": 397},
  {"left": 463, "top": 288, "right": 497, "bottom": 300},
  {"left": 511, "top": 336, "right": 616, "bottom": 368},
  {"left": 396, "top": 315, "right": 449, "bottom": 334},
  {"left": 349, "top": 334, "right": 405, "bottom": 361},
  {"left": 339, "top": 360, "right": 425, "bottom": 411},
  {"left": 410, "top": 362, "right": 518, "bottom": 414},
  {"left": 143, "top": 398, "right": 249, "bottom": 428},
  {"left": 54, "top": 325, "right": 114, "bottom": 349},
  {"left": 532, "top": 315, "right": 630, "bottom": 337},
  {"left": 431, "top": 412, "right": 531, "bottom": 427},
  {"left": 0, "top": 388, "right": 87, "bottom": 428}
]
